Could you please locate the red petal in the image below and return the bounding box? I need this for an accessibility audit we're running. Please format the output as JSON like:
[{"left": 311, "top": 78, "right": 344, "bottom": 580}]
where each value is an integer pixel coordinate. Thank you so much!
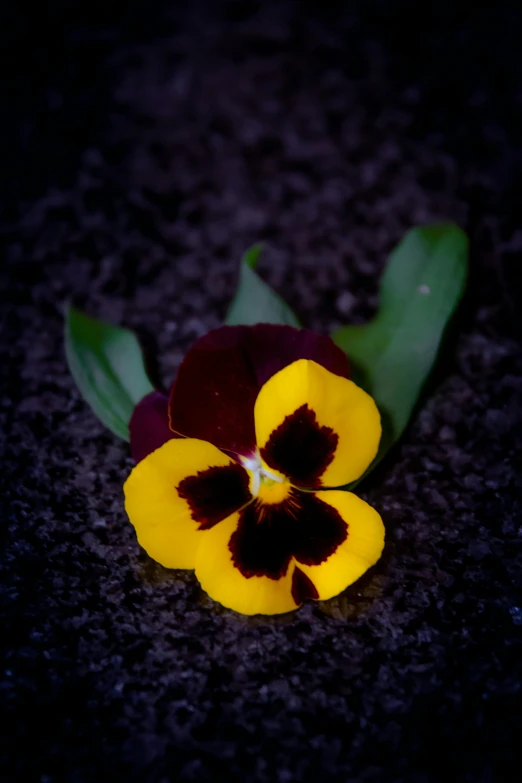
[
  {"left": 129, "top": 391, "right": 178, "bottom": 463},
  {"left": 169, "top": 324, "right": 349, "bottom": 457}
]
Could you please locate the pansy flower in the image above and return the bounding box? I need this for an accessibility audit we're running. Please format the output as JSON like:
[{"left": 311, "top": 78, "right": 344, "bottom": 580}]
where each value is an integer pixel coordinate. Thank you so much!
[{"left": 124, "top": 324, "right": 384, "bottom": 615}]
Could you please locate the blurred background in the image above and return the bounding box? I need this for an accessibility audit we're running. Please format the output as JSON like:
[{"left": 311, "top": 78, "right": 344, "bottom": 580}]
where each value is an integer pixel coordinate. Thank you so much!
[{"left": 1, "top": 0, "right": 521, "bottom": 331}]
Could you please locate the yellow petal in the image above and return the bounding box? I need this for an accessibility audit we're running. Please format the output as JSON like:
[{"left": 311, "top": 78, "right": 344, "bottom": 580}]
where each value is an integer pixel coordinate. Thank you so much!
[
  {"left": 124, "top": 438, "right": 249, "bottom": 570},
  {"left": 297, "top": 490, "right": 385, "bottom": 600},
  {"left": 195, "top": 513, "right": 298, "bottom": 615},
  {"left": 255, "top": 359, "right": 381, "bottom": 487}
]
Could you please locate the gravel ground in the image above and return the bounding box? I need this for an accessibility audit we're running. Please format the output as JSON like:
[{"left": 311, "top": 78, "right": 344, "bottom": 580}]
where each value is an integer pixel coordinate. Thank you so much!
[{"left": 1, "top": 2, "right": 521, "bottom": 781}]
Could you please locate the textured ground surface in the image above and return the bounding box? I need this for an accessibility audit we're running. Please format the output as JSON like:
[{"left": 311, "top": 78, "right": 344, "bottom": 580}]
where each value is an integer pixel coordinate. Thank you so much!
[{"left": 1, "top": 2, "right": 522, "bottom": 781}]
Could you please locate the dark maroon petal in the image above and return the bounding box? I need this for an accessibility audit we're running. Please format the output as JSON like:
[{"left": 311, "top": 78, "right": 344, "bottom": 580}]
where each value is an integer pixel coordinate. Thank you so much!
[
  {"left": 260, "top": 404, "right": 338, "bottom": 487},
  {"left": 169, "top": 327, "right": 258, "bottom": 457},
  {"left": 243, "top": 324, "right": 350, "bottom": 387},
  {"left": 291, "top": 567, "right": 319, "bottom": 605},
  {"left": 229, "top": 489, "right": 347, "bottom": 580},
  {"left": 130, "top": 391, "right": 178, "bottom": 463},
  {"left": 177, "top": 463, "right": 251, "bottom": 530},
  {"left": 169, "top": 324, "right": 349, "bottom": 458}
]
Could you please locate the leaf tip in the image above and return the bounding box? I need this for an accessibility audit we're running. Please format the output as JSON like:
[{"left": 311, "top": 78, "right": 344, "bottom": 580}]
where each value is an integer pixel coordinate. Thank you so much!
[
  {"left": 242, "top": 243, "right": 264, "bottom": 270},
  {"left": 414, "top": 221, "right": 469, "bottom": 251}
]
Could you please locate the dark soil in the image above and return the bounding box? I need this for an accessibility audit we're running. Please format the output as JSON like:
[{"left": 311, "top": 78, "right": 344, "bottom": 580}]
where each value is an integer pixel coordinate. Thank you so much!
[{"left": 1, "top": 2, "right": 521, "bottom": 781}]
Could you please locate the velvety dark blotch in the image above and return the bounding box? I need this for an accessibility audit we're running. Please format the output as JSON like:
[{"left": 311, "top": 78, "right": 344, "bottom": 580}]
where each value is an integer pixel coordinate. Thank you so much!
[
  {"left": 261, "top": 404, "right": 339, "bottom": 487},
  {"left": 178, "top": 463, "right": 251, "bottom": 530},
  {"left": 291, "top": 567, "right": 319, "bottom": 604},
  {"left": 229, "top": 490, "right": 348, "bottom": 580}
]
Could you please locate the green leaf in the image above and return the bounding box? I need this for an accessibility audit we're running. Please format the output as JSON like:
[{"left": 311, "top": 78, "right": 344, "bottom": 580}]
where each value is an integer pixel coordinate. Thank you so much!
[
  {"left": 64, "top": 305, "right": 154, "bottom": 440},
  {"left": 225, "top": 244, "right": 301, "bottom": 327},
  {"left": 332, "top": 223, "right": 468, "bottom": 484}
]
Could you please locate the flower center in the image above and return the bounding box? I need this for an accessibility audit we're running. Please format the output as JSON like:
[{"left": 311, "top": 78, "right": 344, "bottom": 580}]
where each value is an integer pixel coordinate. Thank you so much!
[{"left": 240, "top": 452, "right": 290, "bottom": 505}]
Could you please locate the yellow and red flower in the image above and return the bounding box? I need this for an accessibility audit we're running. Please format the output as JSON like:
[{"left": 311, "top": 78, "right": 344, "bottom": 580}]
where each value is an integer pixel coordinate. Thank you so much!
[{"left": 124, "top": 324, "right": 384, "bottom": 615}]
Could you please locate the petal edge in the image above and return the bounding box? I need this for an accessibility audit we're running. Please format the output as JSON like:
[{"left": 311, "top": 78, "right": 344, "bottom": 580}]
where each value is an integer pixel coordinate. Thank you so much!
[{"left": 130, "top": 391, "right": 177, "bottom": 463}]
